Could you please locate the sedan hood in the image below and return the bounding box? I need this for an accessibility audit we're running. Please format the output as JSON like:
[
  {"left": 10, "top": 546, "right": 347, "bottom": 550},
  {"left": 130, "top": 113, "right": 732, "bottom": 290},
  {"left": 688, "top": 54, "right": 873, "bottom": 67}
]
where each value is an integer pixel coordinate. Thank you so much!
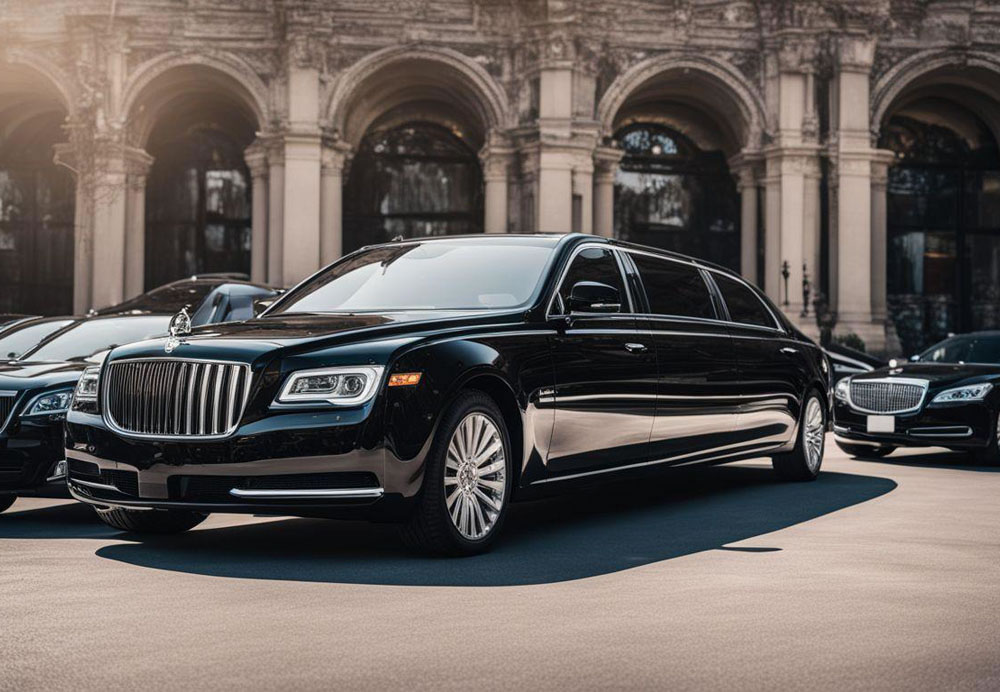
[
  {"left": 0, "top": 360, "right": 88, "bottom": 392},
  {"left": 107, "top": 310, "right": 526, "bottom": 364},
  {"left": 855, "top": 362, "right": 1000, "bottom": 389}
]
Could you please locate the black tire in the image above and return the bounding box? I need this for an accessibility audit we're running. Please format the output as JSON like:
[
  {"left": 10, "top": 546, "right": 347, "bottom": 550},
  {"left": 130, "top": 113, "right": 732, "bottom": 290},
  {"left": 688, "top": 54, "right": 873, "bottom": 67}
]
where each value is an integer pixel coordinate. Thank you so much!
[
  {"left": 95, "top": 507, "right": 207, "bottom": 534},
  {"left": 0, "top": 494, "right": 15, "bottom": 514},
  {"left": 836, "top": 441, "right": 896, "bottom": 459},
  {"left": 399, "top": 390, "right": 513, "bottom": 556},
  {"left": 970, "top": 408, "right": 1000, "bottom": 467},
  {"left": 772, "top": 391, "right": 826, "bottom": 482}
]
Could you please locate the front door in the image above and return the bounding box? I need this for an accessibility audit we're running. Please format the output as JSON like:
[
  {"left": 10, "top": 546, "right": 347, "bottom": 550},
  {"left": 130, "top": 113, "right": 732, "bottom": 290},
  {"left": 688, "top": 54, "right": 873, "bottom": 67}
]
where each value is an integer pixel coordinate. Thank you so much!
[{"left": 546, "top": 246, "right": 658, "bottom": 478}]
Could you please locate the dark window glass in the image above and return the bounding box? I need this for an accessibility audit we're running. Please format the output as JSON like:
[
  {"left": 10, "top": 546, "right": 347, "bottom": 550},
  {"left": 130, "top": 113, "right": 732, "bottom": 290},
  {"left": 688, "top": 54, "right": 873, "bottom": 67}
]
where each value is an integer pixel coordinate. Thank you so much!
[
  {"left": 613, "top": 123, "right": 739, "bottom": 271},
  {"left": 918, "top": 335, "right": 1000, "bottom": 364},
  {"left": 631, "top": 253, "right": 714, "bottom": 319},
  {"left": 714, "top": 274, "right": 776, "bottom": 328},
  {"left": 271, "top": 239, "right": 554, "bottom": 314},
  {"left": 22, "top": 316, "right": 170, "bottom": 362},
  {"left": 343, "top": 122, "right": 483, "bottom": 252},
  {"left": 0, "top": 318, "right": 73, "bottom": 359},
  {"left": 557, "top": 247, "right": 627, "bottom": 314}
]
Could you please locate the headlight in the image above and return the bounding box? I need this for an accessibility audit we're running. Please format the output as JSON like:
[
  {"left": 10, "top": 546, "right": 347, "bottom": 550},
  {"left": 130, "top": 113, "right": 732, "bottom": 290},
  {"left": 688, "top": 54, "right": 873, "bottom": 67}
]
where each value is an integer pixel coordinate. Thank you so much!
[
  {"left": 931, "top": 383, "right": 993, "bottom": 404},
  {"left": 71, "top": 366, "right": 101, "bottom": 411},
  {"left": 275, "top": 365, "right": 385, "bottom": 406},
  {"left": 834, "top": 377, "right": 851, "bottom": 403},
  {"left": 24, "top": 389, "right": 74, "bottom": 417}
]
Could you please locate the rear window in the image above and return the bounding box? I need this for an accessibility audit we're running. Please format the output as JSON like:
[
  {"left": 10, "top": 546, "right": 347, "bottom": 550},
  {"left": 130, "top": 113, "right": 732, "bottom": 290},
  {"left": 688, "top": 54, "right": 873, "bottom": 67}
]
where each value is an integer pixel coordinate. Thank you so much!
[
  {"left": 713, "top": 274, "right": 777, "bottom": 329},
  {"left": 631, "top": 253, "right": 714, "bottom": 319}
]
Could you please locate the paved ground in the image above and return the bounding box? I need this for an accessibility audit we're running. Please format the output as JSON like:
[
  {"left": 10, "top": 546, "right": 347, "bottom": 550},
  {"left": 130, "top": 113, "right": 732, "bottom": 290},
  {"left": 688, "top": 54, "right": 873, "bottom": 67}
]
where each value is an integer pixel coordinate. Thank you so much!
[{"left": 2, "top": 435, "right": 999, "bottom": 691}]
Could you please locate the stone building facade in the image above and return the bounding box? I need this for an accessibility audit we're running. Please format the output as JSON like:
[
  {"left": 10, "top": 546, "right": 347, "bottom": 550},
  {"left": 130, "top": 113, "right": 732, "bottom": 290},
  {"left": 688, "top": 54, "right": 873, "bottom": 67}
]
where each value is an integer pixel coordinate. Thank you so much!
[{"left": 2, "top": 0, "right": 1000, "bottom": 354}]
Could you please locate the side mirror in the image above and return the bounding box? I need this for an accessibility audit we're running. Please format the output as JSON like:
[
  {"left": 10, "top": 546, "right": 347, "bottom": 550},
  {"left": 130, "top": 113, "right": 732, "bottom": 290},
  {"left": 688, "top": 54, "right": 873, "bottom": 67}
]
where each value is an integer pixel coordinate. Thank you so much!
[{"left": 568, "top": 281, "right": 621, "bottom": 313}]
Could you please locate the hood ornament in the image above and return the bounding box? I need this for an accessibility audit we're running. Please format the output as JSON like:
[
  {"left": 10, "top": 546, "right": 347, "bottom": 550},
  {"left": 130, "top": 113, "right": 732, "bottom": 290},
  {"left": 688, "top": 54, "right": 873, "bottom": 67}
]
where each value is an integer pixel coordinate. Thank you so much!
[{"left": 165, "top": 307, "right": 192, "bottom": 353}]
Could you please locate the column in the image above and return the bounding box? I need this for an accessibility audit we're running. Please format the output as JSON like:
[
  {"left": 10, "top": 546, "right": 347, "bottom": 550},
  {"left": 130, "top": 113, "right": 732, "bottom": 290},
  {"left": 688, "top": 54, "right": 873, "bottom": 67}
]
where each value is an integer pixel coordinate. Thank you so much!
[
  {"left": 870, "top": 151, "right": 896, "bottom": 324},
  {"left": 320, "top": 140, "right": 351, "bottom": 265},
  {"left": 730, "top": 153, "right": 761, "bottom": 284},
  {"left": 571, "top": 160, "right": 593, "bottom": 234},
  {"left": 480, "top": 139, "right": 513, "bottom": 234},
  {"left": 536, "top": 60, "right": 574, "bottom": 233},
  {"left": 244, "top": 141, "right": 269, "bottom": 284},
  {"left": 834, "top": 35, "right": 885, "bottom": 352},
  {"left": 537, "top": 151, "right": 574, "bottom": 233},
  {"left": 762, "top": 157, "right": 781, "bottom": 302},
  {"left": 123, "top": 148, "right": 153, "bottom": 299},
  {"left": 54, "top": 141, "right": 92, "bottom": 313},
  {"left": 266, "top": 139, "right": 284, "bottom": 286},
  {"left": 592, "top": 146, "right": 622, "bottom": 238},
  {"left": 90, "top": 148, "right": 128, "bottom": 309}
]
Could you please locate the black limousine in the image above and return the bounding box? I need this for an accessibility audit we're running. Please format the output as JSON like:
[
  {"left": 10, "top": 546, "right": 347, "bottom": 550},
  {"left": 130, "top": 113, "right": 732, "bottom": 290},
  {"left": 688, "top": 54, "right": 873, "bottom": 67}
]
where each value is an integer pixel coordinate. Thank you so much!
[
  {"left": 65, "top": 234, "right": 830, "bottom": 555},
  {"left": 834, "top": 331, "right": 1000, "bottom": 464}
]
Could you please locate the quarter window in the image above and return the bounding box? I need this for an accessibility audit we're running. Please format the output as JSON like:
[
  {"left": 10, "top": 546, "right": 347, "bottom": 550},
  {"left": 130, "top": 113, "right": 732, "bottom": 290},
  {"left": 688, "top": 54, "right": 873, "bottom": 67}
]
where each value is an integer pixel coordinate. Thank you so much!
[
  {"left": 556, "top": 247, "right": 628, "bottom": 314},
  {"left": 714, "top": 274, "right": 777, "bottom": 329},
  {"left": 631, "top": 254, "right": 714, "bottom": 319}
]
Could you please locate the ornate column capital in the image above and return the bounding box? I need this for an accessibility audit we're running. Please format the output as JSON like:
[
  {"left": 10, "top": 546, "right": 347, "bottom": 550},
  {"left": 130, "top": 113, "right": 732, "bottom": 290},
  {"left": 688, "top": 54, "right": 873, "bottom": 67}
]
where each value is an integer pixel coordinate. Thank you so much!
[
  {"left": 321, "top": 138, "right": 353, "bottom": 177},
  {"left": 244, "top": 140, "right": 270, "bottom": 180},
  {"left": 837, "top": 35, "right": 876, "bottom": 74},
  {"left": 479, "top": 138, "right": 515, "bottom": 182},
  {"left": 593, "top": 144, "right": 624, "bottom": 183}
]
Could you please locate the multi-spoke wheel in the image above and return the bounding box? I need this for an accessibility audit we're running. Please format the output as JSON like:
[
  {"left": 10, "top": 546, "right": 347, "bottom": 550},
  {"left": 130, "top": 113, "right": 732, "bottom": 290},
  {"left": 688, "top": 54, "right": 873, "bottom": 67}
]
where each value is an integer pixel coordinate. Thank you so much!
[
  {"left": 400, "top": 390, "right": 512, "bottom": 555},
  {"left": 772, "top": 390, "right": 826, "bottom": 481}
]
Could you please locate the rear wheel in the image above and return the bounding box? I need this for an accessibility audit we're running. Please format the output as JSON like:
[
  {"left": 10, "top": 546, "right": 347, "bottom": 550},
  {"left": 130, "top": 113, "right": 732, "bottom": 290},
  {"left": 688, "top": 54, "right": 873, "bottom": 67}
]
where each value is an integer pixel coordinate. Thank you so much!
[
  {"left": 0, "top": 495, "right": 15, "bottom": 514},
  {"left": 836, "top": 442, "right": 896, "bottom": 459},
  {"left": 400, "top": 390, "right": 512, "bottom": 556},
  {"left": 772, "top": 392, "right": 825, "bottom": 481},
  {"left": 95, "top": 507, "right": 207, "bottom": 534},
  {"left": 970, "top": 408, "right": 1000, "bottom": 467}
]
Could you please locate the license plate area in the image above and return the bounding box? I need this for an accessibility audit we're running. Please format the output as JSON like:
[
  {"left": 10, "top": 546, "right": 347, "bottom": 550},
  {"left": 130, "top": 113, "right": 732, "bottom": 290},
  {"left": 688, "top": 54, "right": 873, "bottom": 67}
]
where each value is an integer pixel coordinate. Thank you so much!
[{"left": 867, "top": 415, "right": 895, "bottom": 433}]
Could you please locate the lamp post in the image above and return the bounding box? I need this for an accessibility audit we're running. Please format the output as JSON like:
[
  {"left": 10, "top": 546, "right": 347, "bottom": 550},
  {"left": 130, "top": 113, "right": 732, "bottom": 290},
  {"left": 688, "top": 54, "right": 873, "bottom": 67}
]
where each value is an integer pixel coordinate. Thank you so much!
[{"left": 781, "top": 260, "right": 790, "bottom": 307}]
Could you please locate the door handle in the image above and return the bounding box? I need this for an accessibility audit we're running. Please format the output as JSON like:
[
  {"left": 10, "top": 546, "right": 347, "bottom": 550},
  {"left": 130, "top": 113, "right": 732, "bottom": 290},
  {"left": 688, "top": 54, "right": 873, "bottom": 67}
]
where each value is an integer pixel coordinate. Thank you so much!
[
  {"left": 624, "top": 343, "right": 648, "bottom": 353},
  {"left": 780, "top": 347, "right": 799, "bottom": 355}
]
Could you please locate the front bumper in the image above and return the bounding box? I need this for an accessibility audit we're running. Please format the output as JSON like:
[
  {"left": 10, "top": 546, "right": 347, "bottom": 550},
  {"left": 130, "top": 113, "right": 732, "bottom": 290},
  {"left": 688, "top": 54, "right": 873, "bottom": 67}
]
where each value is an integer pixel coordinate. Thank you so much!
[
  {"left": 64, "top": 408, "right": 425, "bottom": 520},
  {"left": 0, "top": 416, "right": 69, "bottom": 495},
  {"left": 833, "top": 400, "right": 993, "bottom": 449}
]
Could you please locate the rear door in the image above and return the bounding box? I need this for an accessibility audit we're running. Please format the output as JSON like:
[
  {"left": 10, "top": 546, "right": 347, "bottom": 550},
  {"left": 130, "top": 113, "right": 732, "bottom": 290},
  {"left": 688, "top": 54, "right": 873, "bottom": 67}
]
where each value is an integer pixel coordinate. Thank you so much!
[
  {"left": 546, "top": 246, "right": 658, "bottom": 477},
  {"left": 626, "top": 250, "right": 742, "bottom": 463},
  {"left": 708, "top": 271, "right": 805, "bottom": 449}
]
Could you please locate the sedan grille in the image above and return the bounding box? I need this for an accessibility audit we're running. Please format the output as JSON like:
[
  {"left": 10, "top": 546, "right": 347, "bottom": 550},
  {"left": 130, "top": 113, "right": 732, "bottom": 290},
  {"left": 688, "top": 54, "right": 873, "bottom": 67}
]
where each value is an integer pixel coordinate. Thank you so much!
[
  {"left": 849, "top": 379, "right": 926, "bottom": 414},
  {"left": 0, "top": 392, "right": 15, "bottom": 432},
  {"left": 103, "top": 359, "right": 251, "bottom": 438}
]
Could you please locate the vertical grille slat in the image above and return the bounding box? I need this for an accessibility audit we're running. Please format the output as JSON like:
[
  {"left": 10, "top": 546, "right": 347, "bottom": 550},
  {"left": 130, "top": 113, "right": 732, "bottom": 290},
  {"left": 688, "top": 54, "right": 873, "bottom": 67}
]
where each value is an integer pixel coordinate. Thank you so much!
[
  {"left": 849, "top": 380, "right": 925, "bottom": 414},
  {"left": 103, "top": 359, "right": 251, "bottom": 438}
]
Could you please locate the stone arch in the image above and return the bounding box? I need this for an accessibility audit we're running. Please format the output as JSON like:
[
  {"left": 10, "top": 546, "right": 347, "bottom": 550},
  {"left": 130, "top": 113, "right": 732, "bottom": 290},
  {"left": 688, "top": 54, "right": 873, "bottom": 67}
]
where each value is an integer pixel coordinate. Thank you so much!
[
  {"left": 325, "top": 44, "right": 510, "bottom": 148},
  {"left": 119, "top": 51, "right": 270, "bottom": 143},
  {"left": 1, "top": 48, "right": 76, "bottom": 114},
  {"left": 596, "top": 53, "right": 767, "bottom": 155}
]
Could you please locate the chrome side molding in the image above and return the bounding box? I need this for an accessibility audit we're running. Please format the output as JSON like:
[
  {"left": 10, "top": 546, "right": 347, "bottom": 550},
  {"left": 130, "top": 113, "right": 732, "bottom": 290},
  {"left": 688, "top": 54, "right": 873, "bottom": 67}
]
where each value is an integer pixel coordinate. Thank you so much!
[{"left": 228, "top": 487, "right": 384, "bottom": 500}]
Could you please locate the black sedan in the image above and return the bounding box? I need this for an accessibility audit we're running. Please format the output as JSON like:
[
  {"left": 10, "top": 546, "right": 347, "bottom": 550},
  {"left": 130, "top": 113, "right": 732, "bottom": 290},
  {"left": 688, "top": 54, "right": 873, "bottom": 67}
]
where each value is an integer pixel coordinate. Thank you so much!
[
  {"left": 65, "top": 234, "right": 830, "bottom": 555},
  {"left": 833, "top": 331, "right": 1000, "bottom": 464}
]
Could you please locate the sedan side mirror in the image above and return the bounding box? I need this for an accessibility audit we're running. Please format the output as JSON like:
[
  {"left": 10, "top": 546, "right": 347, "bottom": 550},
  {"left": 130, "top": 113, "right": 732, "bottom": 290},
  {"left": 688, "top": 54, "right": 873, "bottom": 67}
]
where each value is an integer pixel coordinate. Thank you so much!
[{"left": 568, "top": 281, "right": 621, "bottom": 313}]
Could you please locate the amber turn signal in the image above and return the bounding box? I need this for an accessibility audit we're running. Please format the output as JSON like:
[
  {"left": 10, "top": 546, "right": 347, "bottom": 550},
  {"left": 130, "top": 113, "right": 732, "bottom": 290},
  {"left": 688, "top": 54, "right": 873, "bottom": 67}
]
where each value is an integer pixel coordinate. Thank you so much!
[{"left": 388, "top": 372, "right": 422, "bottom": 387}]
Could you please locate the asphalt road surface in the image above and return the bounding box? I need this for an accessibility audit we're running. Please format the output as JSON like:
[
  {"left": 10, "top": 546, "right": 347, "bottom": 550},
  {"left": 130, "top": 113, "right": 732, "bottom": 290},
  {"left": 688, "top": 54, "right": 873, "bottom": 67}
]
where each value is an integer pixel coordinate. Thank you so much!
[{"left": 2, "top": 435, "right": 999, "bottom": 691}]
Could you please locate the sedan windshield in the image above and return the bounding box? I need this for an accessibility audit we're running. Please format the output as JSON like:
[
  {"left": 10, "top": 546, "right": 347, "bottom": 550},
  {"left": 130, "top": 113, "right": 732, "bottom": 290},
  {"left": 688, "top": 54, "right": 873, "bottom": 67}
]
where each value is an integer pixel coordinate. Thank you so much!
[
  {"left": 917, "top": 334, "right": 1000, "bottom": 364},
  {"left": 20, "top": 316, "right": 170, "bottom": 362},
  {"left": 269, "top": 239, "right": 556, "bottom": 314},
  {"left": 0, "top": 319, "right": 75, "bottom": 360}
]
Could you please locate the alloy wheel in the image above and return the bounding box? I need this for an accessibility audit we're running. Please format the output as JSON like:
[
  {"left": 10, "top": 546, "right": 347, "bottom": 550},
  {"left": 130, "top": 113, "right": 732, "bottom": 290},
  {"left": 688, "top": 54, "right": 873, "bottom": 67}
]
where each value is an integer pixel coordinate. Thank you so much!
[
  {"left": 804, "top": 397, "right": 825, "bottom": 472},
  {"left": 444, "top": 412, "right": 507, "bottom": 541}
]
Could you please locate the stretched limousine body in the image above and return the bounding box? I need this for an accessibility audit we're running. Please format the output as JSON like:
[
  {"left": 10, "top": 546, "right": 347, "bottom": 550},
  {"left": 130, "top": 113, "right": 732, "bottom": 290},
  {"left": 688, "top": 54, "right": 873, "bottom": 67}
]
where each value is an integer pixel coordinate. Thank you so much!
[{"left": 65, "top": 234, "right": 830, "bottom": 554}]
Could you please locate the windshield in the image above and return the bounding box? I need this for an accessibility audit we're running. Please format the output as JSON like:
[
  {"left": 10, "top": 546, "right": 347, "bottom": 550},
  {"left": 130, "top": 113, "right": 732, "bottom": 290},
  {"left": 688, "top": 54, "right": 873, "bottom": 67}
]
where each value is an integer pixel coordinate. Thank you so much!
[
  {"left": 269, "top": 239, "right": 556, "bottom": 314},
  {"left": 0, "top": 319, "right": 74, "bottom": 360},
  {"left": 917, "top": 334, "right": 1000, "bottom": 364},
  {"left": 21, "top": 316, "right": 170, "bottom": 362}
]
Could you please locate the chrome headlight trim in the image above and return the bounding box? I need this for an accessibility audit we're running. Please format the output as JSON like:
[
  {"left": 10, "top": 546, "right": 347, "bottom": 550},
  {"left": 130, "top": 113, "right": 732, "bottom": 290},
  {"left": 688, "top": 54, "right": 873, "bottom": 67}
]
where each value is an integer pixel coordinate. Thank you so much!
[
  {"left": 274, "top": 365, "right": 385, "bottom": 407},
  {"left": 23, "top": 388, "right": 75, "bottom": 417},
  {"left": 931, "top": 383, "right": 993, "bottom": 405}
]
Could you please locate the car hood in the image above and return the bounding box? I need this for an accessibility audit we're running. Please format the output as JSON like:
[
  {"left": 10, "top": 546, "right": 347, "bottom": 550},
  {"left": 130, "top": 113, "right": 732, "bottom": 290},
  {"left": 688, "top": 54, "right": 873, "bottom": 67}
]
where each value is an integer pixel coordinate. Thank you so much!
[
  {"left": 0, "top": 360, "right": 88, "bottom": 393},
  {"left": 107, "top": 310, "right": 527, "bottom": 365},
  {"left": 854, "top": 362, "right": 1000, "bottom": 389}
]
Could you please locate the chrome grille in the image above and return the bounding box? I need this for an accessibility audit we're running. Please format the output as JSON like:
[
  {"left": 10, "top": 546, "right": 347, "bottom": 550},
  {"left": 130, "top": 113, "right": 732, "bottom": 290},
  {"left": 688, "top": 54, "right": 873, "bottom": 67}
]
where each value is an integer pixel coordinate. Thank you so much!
[
  {"left": 103, "top": 359, "right": 251, "bottom": 438},
  {"left": 0, "top": 392, "right": 16, "bottom": 433},
  {"left": 849, "top": 379, "right": 926, "bottom": 414}
]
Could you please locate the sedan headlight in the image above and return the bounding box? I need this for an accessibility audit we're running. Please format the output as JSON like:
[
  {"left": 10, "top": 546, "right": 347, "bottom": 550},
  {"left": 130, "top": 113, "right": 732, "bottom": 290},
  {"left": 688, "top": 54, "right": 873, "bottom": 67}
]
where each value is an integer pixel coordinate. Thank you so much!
[
  {"left": 71, "top": 366, "right": 101, "bottom": 411},
  {"left": 931, "top": 383, "right": 993, "bottom": 404},
  {"left": 275, "top": 365, "right": 385, "bottom": 406},
  {"left": 23, "top": 389, "right": 74, "bottom": 417},
  {"left": 834, "top": 377, "right": 851, "bottom": 403}
]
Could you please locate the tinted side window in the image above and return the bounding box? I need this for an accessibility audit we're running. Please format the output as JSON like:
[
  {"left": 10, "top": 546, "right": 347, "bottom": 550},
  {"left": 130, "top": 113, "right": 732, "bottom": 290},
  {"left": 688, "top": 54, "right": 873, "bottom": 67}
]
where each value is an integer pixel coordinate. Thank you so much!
[
  {"left": 631, "top": 254, "right": 715, "bottom": 319},
  {"left": 714, "top": 274, "right": 777, "bottom": 328},
  {"left": 557, "top": 247, "right": 628, "bottom": 313}
]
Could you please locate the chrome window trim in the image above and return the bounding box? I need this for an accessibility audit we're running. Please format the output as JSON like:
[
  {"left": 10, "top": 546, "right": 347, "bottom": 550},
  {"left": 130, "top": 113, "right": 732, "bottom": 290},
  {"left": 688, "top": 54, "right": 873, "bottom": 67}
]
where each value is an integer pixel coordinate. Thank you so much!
[
  {"left": 846, "top": 377, "right": 929, "bottom": 415},
  {"left": 545, "top": 243, "right": 635, "bottom": 319},
  {"left": 621, "top": 247, "right": 721, "bottom": 322},
  {"left": 101, "top": 356, "right": 252, "bottom": 441},
  {"left": 700, "top": 265, "right": 785, "bottom": 333}
]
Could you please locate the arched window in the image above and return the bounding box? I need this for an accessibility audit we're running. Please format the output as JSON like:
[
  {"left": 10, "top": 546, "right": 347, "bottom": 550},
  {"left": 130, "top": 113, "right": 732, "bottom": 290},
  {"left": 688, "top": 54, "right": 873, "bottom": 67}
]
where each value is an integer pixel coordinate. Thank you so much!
[
  {"left": 343, "top": 122, "right": 483, "bottom": 253},
  {"left": 882, "top": 110, "right": 1000, "bottom": 354},
  {"left": 613, "top": 123, "right": 739, "bottom": 270},
  {"left": 0, "top": 110, "right": 74, "bottom": 315},
  {"left": 145, "top": 126, "right": 252, "bottom": 290}
]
